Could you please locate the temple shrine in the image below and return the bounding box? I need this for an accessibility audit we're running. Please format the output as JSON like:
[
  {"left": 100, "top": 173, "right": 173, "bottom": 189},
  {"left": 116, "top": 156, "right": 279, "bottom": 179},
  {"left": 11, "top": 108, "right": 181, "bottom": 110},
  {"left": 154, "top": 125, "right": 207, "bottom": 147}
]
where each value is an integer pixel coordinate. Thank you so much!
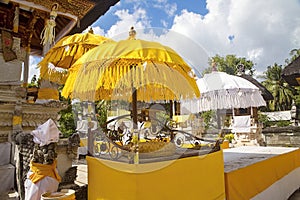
[{"left": 0, "top": 0, "right": 119, "bottom": 199}]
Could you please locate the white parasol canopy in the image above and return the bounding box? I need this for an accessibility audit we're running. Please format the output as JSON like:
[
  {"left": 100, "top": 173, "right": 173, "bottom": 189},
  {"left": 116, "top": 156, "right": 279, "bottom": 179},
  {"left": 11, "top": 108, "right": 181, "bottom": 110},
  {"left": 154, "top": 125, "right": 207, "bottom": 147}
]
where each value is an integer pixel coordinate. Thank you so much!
[{"left": 181, "top": 71, "right": 266, "bottom": 113}]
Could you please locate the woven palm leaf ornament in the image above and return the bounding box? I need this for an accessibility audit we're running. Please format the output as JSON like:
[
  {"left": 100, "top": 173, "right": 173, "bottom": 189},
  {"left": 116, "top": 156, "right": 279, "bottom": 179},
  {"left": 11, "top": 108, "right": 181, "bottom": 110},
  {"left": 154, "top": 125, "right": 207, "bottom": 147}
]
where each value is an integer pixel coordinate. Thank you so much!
[{"left": 40, "top": 3, "right": 58, "bottom": 46}]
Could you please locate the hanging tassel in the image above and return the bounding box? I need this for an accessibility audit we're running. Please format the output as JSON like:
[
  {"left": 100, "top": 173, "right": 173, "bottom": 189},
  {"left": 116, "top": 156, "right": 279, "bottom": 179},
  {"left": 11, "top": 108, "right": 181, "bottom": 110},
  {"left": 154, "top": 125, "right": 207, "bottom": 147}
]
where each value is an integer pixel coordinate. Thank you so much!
[
  {"left": 13, "top": 6, "right": 19, "bottom": 33},
  {"left": 40, "top": 3, "right": 58, "bottom": 46}
]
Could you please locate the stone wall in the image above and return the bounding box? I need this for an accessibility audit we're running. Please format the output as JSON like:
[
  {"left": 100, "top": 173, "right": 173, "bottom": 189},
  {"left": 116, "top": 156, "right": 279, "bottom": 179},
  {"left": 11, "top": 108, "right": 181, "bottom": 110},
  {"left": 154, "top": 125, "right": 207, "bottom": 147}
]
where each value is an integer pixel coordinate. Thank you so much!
[
  {"left": 262, "top": 126, "right": 300, "bottom": 147},
  {"left": 0, "top": 102, "right": 64, "bottom": 142},
  {"left": 0, "top": 33, "right": 81, "bottom": 198}
]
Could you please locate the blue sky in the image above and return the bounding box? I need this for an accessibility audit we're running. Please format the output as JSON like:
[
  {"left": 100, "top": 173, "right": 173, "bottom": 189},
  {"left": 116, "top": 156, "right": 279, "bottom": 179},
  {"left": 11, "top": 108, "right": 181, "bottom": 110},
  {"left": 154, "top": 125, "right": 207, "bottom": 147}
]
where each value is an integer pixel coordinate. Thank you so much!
[
  {"left": 29, "top": 0, "right": 300, "bottom": 81},
  {"left": 94, "top": 0, "right": 209, "bottom": 31}
]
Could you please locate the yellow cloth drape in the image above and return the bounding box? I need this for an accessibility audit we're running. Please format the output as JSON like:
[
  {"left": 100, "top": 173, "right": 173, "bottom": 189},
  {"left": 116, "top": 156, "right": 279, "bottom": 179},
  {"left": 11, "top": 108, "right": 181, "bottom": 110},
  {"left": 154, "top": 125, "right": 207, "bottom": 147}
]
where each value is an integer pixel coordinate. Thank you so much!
[
  {"left": 86, "top": 151, "right": 225, "bottom": 200},
  {"left": 37, "top": 88, "right": 59, "bottom": 100},
  {"left": 224, "top": 148, "right": 300, "bottom": 200},
  {"left": 29, "top": 160, "right": 61, "bottom": 184},
  {"left": 12, "top": 116, "right": 22, "bottom": 125}
]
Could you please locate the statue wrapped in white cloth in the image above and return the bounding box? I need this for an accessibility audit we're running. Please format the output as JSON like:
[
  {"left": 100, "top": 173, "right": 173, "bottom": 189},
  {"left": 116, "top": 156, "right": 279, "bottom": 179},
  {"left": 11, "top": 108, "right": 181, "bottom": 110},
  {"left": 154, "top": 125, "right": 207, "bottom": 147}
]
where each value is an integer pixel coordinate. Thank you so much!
[
  {"left": 40, "top": 3, "right": 58, "bottom": 46},
  {"left": 24, "top": 119, "right": 61, "bottom": 200}
]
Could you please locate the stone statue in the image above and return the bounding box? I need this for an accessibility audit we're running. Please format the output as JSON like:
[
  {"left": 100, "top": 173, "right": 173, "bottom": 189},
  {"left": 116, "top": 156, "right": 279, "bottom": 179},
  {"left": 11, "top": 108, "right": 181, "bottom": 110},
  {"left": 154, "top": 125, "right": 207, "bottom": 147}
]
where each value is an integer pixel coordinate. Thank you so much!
[
  {"left": 291, "top": 101, "right": 298, "bottom": 126},
  {"left": 67, "top": 133, "right": 80, "bottom": 159}
]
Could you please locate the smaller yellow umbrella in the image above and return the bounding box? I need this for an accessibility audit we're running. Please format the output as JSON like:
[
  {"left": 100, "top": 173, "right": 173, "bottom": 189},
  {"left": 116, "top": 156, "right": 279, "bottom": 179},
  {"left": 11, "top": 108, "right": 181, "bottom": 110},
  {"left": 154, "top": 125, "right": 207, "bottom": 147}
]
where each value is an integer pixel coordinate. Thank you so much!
[{"left": 38, "top": 28, "right": 112, "bottom": 84}]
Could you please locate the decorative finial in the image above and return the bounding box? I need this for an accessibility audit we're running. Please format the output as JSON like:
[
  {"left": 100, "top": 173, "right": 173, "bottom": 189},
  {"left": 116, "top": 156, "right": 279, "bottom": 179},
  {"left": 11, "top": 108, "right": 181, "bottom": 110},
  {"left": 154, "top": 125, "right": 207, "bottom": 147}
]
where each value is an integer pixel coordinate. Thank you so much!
[
  {"left": 128, "top": 26, "right": 136, "bottom": 40},
  {"left": 236, "top": 63, "right": 245, "bottom": 75},
  {"left": 88, "top": 27, "right": 94, "bottom": 34},
  {"left": 211, "top": 60, "right": 218, "bottom": 72}
]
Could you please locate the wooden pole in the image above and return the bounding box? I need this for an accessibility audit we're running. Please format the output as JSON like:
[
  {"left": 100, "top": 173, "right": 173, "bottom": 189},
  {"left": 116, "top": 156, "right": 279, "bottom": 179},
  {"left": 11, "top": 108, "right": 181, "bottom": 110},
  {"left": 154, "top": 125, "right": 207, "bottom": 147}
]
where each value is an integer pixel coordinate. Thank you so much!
[
  {"left": 169, "top": 100, "right": 173, "bottom": 119},
  {"left": 217, "top": 109, "right": 221, "bottom": 129},
  {"left": 132, "top": 88, "right": 138, "bottom": 129}
]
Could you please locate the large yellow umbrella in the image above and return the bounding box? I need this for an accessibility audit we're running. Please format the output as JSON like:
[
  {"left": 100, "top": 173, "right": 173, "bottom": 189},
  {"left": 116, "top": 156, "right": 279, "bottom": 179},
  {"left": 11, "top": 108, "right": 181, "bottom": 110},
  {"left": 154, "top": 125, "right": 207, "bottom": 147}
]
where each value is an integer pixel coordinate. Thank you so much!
[
  {"left": 62, "top": 27, "right": 200, "bottom": 127},
  {"left": 38, "top": 28, "right": 112, "bottom": 84}
]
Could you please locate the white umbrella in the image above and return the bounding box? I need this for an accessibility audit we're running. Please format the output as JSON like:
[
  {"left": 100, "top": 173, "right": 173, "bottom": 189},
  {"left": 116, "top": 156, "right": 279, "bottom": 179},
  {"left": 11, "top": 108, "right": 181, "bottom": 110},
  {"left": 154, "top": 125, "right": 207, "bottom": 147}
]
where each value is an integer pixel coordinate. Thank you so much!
[{"left": 181, "top": 71, "right": 266, "bottom": 113}]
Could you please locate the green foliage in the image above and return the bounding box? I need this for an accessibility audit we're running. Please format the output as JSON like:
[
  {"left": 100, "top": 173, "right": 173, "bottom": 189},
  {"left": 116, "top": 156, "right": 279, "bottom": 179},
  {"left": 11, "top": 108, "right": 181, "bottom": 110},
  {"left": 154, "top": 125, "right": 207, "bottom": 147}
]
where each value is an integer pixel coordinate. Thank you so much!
[
  {"left": 223, "top": 115, "right": 232, "bottom": 127},
  {"left": 200, "top": 110, "right": 215, "bottom": 130},
  {"left": 275, "top": 120, "right": 291, "bottom": 127},
  {"left": 224, "top": 133, "right": 234, "bottom": 143},
  {"left": 264, "top": 120, "right": 291, "bottom": 127},
  {"left": 95, "top": 100, "right": 109, "bottom": 127},
  {"left": 262, "top": 63, "right": 295, "bottom": 111},
  {"left": 285, "top": 48, "right": 300, "bottom": 64},
  {"left": 258, "top": 113, "right": 270, "bottom": 127},
  {"left": 27, "top": 75, "right": 40, "bottom": 88},
  {"left": 58, "top": 105, "right": 76, "bottom": 138},
  {"left": 204, "top": 54, "right": 255, "bottom": 75}
]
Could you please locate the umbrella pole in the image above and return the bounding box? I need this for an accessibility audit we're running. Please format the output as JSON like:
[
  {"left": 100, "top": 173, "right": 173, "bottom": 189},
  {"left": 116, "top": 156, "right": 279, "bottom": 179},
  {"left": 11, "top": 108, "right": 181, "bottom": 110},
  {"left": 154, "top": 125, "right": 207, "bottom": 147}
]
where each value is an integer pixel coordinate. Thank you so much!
[
  {"left": 217, "top": 109, "right": 221, "bottom": 129},
  {"left": 132, "top": 88, "right": 139, "bottom": 164},
  {"left": 169, "top": 100, "right": 173, "bottom": 119},
  {"left": 85, "top": 102, "right": 94, "bottom": 156},
  {"left": 132, "top": 88, "right": 138, "bottom": 129}
]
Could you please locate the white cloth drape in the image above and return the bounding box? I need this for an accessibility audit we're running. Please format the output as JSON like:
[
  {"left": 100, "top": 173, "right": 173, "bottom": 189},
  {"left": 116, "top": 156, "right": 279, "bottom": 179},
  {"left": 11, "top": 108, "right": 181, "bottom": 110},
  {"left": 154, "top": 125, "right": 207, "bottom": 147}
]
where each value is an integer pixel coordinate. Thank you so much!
[
  {"left": 31, "top": 119, "right": 60, "bottom": 146},
  {"left": 231, "top": 115, "right": 251, "bottom": 133},
  {"left": 24, "top": 171, "right": 59, "bottom": 200}
]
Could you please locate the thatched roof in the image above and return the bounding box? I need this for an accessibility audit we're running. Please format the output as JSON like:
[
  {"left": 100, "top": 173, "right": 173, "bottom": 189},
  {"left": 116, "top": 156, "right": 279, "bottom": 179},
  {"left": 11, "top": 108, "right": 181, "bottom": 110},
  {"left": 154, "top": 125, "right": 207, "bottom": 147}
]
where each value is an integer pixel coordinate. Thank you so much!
[
  {"left": 239, "top": 74, "right": 274, "bottom": 101},
  {"left": 0, "top": 0, "right": 119, "bottom": 56},
  {"left": 282, "top": 55, "right": 300, "bottom": 86},
  {"left": 69, "top": 0, "right": 119, "bottom": 35}
]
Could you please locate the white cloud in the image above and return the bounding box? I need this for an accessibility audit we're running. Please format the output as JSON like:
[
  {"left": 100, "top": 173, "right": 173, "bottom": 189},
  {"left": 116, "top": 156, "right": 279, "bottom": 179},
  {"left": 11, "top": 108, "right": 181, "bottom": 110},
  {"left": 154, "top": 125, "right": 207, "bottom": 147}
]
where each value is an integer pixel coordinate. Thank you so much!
[
  {"left": 292, "top": 26, "right": 300, "bottom": 46},
  {"left": 28, "top": 56, "right": 41, "bottom": 82},
  {"left": 89, "top": 26, "right": 105, "bottom": 36},
  {"left": 160, "top": 19, "right": 168, "bottom": 28},
  {"left": 64, "top": 0, "right": 300, "bottom": 80},
  {"left": 106, "top": 8, "right": 151, "bottom": 39},
  {"left": 152, "top": 1, "right": 177, "bottom": 17},
  {"left": 247, "top": 48, "right": 264, "bottom": 65},
  {"left": 169, "top": 0, "right": 300, "bottom": 75}
]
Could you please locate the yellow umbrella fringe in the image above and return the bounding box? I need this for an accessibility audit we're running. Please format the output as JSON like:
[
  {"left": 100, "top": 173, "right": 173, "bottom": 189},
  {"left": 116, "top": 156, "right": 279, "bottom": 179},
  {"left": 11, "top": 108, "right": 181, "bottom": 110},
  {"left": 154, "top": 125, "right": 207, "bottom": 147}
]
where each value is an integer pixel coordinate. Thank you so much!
[{"left": 62, "top": 43, "right": 200, "bottom": 101}]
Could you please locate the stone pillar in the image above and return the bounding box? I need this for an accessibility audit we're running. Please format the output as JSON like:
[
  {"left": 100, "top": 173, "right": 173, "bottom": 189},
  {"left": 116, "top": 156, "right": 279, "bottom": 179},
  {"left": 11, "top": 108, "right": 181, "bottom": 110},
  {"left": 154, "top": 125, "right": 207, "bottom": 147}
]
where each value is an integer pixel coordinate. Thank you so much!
[{"left": 23, "top": 47, "right": 30, "bottom": 86}]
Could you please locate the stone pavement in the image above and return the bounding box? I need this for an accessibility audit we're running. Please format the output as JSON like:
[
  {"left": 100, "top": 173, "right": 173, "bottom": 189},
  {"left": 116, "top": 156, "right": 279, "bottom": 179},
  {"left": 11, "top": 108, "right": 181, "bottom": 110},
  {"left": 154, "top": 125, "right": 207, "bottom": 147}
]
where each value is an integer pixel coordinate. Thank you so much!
[
  {"left": 0, "top": 190, "right": 19, "bottom": 200},
  {"left": 73, "top": 160, "right": 88, "bottom": 186}
]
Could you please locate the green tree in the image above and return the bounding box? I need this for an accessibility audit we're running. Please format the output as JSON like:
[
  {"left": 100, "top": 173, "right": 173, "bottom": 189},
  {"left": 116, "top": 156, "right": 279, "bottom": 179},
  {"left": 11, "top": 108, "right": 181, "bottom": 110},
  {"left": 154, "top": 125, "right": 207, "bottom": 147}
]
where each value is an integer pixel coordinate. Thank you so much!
[
  {"left": 95, "top": 100, "right": 109, "bottom": 126},
  {"left": 203, "top": 54, "right": 255, "bottom": 75},
  {"left": 285, "top": 48, "right": 300, "bottom": 64},
  {"left": 262, "top": 63, "right": 294, "bottom": 111},
  {"left": 58, "top": 104, "right": 76, "bottom": 137}
]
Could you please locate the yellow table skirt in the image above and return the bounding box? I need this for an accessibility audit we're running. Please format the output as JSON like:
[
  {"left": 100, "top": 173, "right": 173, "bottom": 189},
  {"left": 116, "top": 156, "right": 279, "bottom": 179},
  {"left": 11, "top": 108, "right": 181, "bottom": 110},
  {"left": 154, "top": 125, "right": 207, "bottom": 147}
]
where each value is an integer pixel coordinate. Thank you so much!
[
  {"left": 224, "top": 148, "right": 300, "bottom": 200},
  {"left": 87, "top": 150, "right": 225, "bottom": 200}
]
